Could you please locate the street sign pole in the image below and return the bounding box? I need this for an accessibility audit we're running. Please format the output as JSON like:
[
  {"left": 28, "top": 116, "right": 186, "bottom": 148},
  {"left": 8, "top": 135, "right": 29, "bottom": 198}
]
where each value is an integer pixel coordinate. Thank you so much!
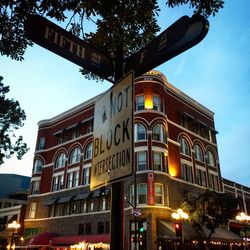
[{"left": 110, "top": 45, "right": 125, "bottom": 250}]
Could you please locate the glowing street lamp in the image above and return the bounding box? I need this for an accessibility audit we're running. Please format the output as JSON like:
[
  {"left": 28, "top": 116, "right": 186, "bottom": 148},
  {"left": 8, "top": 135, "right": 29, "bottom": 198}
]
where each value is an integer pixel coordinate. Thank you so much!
[
  {"left": 235, "top": 212, "right": 250, "bottom": 250},
  {"left": 7, "top": 221, "right": 21, "bottom": 250},
  {"left": 171, "top": 208, "right": 189, "bottom": 248}
]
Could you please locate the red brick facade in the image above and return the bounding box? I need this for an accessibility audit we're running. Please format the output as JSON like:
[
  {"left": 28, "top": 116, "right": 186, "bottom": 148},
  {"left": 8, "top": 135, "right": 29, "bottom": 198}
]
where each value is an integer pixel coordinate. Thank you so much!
[{"left": 24, "top": 71, "right": 223, "bottom": 249}]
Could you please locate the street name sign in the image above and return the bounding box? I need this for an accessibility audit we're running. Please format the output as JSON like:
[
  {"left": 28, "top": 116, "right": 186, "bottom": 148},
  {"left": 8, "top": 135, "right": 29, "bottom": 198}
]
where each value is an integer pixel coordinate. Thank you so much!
[
  {"left": 124, "top": 14, "right": 209, "bottom": 77},
  {"left": 25, "top": 15, "right": 114, "bottom": 82},
  {"left": 90, "top": 71, "right": 134, "bottom": 190},
  {"left": 132, "top": 208, "right": 142, "bottom": 217}
]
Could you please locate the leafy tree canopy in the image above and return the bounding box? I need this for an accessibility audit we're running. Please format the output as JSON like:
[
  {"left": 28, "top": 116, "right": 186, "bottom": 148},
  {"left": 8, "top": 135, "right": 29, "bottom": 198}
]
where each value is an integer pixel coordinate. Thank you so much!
[
  {"left": 0, "top": 0, "right": 224, "bottom": 72},
  {"left": 0, "top": 76, "right": 29, "bottom": 165},
  {"left": 181, "top": 190, "right": 239, "bottom": 246}
]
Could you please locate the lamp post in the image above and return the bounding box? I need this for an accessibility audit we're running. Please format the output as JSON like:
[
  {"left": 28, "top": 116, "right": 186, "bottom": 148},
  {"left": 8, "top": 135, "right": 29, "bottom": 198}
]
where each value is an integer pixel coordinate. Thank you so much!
[
  {"left": 7, "top": 220, "right": 21, "bottom": 250},
  {"left": 171, "top": 208, "right": 189, "bottom": 249},
  {"left": 236, "top": 212, "right": 250, "bottom": 250}
]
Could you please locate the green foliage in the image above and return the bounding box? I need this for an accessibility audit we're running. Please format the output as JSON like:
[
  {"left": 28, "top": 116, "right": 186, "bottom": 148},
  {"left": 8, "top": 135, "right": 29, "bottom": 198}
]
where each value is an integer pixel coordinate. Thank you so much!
[
  {"left": 0, "top": 76, "right": 29, "bottom": 165},
  {"left": 167, "top": 0, "right": 224, "bottom": 17},
  {"left": 182, "top": 190, "right": 239, "bottom": 242},
  {"left": 0, "top": 0, "right": 224, "bottom": 79}
]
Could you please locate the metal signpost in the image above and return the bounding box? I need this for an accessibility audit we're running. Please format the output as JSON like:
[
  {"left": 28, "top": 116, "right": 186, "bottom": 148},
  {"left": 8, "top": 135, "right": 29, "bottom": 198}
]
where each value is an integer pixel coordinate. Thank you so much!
[{"left": 25, "top": 14, "right": 209, "bottom": 250}]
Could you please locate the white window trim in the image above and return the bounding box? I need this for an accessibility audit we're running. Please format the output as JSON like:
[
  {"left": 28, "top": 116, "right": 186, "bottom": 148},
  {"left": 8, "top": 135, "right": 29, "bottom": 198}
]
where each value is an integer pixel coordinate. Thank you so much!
[{"left": 155, "top": 183, "right": 164, "bottom": 205}]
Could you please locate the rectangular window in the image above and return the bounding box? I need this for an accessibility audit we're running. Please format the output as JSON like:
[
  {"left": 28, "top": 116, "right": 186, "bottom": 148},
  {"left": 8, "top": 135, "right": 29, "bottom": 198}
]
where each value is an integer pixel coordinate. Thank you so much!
[
  {"left": 196, "top": 169, "right": 207, "bottom": 187},
  {"left": 67, "top": 172, "right": 73, "bottom": 188},
  {"left": 137, "top": 183, "right": 147, "bottom": 204},
  {"left": 57, "top": 133, "right": 67, "bottom": 145},
  {"left": 73, "top": 171, "right": 79, "bottom": 187},
  {"left": 90, "top": 201, "right": 94, "bottom": 211},
  {"left": 137, "top": 151, "right": 147, "bottom": 171},
  {"left": 153, "top": 152, "right": 162, "bottom": 171},
  {"left": 29, "top": 203, "right": 37, "bottom": 219},
  {"left": 80, "top": 200, "right": 87, "bottom": 213},
  {"left": 72, "top": 126, "right": 81, "bottom": 139},
  {"left": 101, "top": 198, "right": 106, "bottom": 211},
  {"left": 83, "top": 119, "right": 93, "bottom": 134},
  {"left": 48, "top": 206, "right": 53, "bottom": 217},
  {"left": 85, "top": 223, "right": 92, "bottom": 234},
  {"left": 105, "top": 221, "right": 110, "bottom": 234},
  {"left": 78, "top": 224, "right": 84, "bottom": 235},
  {"left": 52, "top": 176, "right": 59, "bottom": 191},
  {"left": 64, "top": 203, "right": 70, "bottom": 215},
  {"left": 155, "top": 183, "right": 164, "bottom": 205},
  {"left": 71, "top": 202, "right": 77, "bottom": 214},
  {"left": 153, "top": 95, "right": 160, "bottom": 111},
  {"left": 37, "top": 137, "right": 45, "bottom": 150},
  {"left": 98, "top": 222, "right": 105, "bottom": 234},
  {"left": 136, "top": 95, "right": 145, "bottom": 111},
  {"left": 59, "top": 175, "right": 64, "bottom": 190},
  {"left": 32, "top": 180, "right": 40, "bottom": 195},
  {"left": 87, "top": 120, "right": 93, "bottom": 133},
  {"left": 83, "top": 168, "right": 90, "bottom": 186},
  {"left": 181, "top": 163, "right": 193, "bottom": 183},
  {"left": 52, "top": 175, "right": 64, "bottom": 191},
  {"left": 209, "top": 173, "right": 219, "bottom": 191}
]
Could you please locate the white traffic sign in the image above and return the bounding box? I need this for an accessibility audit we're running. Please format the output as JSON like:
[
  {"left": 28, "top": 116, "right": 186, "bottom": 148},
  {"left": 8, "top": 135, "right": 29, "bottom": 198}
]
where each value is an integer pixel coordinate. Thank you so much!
[
  {"left": 90, "top": 71, "right": 134, "bottom": 190},
  {"left": 132, "top": 208, "right": 141, "bottom": 217}
]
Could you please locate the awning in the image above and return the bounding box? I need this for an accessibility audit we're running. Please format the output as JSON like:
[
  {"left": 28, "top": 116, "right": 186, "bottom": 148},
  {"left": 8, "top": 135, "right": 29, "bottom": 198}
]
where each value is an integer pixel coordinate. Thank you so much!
[
  {"left": 58, "top": 196, "right": 74, "bottom": 203},
  {"left": 158, "top": 220, "right": 243, "bottom": 242},
  {"left": 43, "top": 198, "right": 58, "bottom": 206},
  {"left": 92, "top": 190, "right": 100, "bottom": 198},
  {"left": 74, "top": 193, "right": 89, "bottom": 201},
  {"left": 28, "top": 232, "right": 58, "bottom": 247},
  {"left": 81, "top": 116, "right": 94, "bottom": 124},
  {"left": 51, "top": 234, "right": 110, "bottom": 246}
]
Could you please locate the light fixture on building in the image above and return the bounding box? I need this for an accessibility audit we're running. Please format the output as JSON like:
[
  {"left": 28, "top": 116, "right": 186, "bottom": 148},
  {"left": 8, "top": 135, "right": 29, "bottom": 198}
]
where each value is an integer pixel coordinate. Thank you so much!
[{"left": 7, "top": 221, "right": 21, "bottom": 250}]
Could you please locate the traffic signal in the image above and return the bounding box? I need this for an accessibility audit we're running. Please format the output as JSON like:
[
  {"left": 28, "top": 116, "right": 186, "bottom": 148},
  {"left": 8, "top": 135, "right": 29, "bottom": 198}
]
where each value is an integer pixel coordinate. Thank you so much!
[
  {"left": 138, "top": 221, "right": 144, "bottom": 233},
  {"left": 131, "top": 236, "right": 137, "bottom": 243},
  {"left": 175, "top": 222, "right": 182, "bottom": 237}
]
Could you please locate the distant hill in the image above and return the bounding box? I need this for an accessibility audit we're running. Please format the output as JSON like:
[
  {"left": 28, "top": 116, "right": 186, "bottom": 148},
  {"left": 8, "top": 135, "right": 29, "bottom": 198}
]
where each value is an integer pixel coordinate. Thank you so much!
[{"left": 0, "top": 174, "right": 30, "bottom": 198}]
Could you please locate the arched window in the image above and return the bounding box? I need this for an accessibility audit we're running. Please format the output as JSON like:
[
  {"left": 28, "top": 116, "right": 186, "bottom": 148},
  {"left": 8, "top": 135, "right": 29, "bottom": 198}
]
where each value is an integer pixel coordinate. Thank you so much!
[
  {"left": 179, "top": 137, "right": 190, "bottom": 156},
  {"left": 194, "top": 144, "right": 204, "bottom": 162},
  {"left": 84, "top": 143, "right": 93, "bottom": 160},
  {"left": 207, "top": 150, "right": 216, "bottom": 167},
  {"left": 55, "top": 152, "right": 66, "bottom": 169},
  {"left": 33, "top": 159, "right": 43, "bottom": 173},
  {"left": 69, "top": 147, "right": 81, "bottom": 164},
  {"left": 152, "top": 124, "right": 167, "bottom": 143},
  {"left": 135, "top": 124, "right": 146, "bottom": 141}
]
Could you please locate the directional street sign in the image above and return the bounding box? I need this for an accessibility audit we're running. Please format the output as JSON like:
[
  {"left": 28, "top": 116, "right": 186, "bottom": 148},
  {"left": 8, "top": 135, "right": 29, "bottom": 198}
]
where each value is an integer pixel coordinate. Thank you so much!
[
  {"left": 124, "top": 14, "right": 209, "bottom": 77},
  {"left": 25, "top": 15, "right": 114, "bottom": 82},
  {"left": 90, "top": 71, "right": 134, "bottom": 190}
]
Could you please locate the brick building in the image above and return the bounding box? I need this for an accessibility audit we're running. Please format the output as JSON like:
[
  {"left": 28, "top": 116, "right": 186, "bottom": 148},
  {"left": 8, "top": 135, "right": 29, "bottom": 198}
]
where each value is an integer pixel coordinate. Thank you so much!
[
  {"left": 223, "top": 178, "right": 250, "bottom": 242},
  {"left": 0, "top": 174, "right": 30, "bottom": 249},
  {"left": 24, "top": 71, "right": 242, "bottom": 249}
]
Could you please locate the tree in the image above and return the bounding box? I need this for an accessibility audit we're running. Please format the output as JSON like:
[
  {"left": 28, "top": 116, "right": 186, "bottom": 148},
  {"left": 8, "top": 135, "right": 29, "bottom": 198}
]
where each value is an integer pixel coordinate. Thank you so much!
[
  {"left": 0, "top": 76, "right": 29, "bottom": 165},
  {"left": 181, "top": 190, "right": 239, "bottom": 250},
  {"left": 0, "top": 0, "right": 224, "bottom": 80}
]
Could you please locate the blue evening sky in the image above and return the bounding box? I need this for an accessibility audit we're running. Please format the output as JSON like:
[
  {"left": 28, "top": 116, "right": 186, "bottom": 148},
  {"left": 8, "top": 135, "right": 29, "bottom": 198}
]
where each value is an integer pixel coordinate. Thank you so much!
[{"left": 0, "top": 0, "right": 249, "bottom": 187}]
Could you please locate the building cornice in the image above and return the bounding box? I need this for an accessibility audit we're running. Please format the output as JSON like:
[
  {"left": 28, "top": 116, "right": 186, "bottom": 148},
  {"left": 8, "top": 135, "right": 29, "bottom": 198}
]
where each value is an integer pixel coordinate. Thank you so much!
[{"left": 38, "top": 93, "right": 102, "bottom": 127}]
